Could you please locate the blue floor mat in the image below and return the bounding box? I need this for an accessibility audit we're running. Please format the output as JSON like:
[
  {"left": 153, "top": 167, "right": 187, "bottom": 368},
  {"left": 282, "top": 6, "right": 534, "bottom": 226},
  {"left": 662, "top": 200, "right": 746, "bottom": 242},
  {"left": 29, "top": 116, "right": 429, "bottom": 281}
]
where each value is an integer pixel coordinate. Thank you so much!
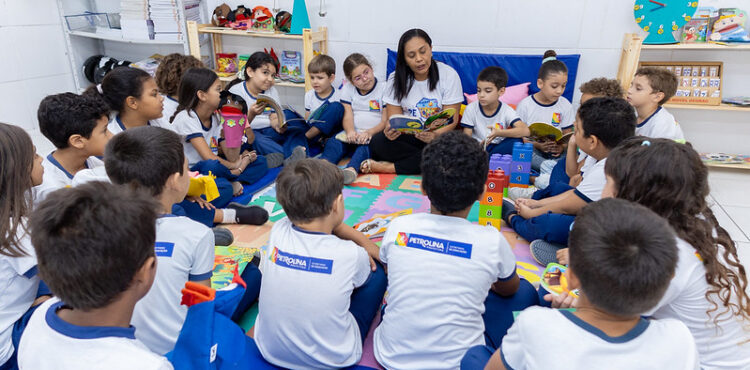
[{"left": 229, "top": 167, "right": 282, "bottom": 205}]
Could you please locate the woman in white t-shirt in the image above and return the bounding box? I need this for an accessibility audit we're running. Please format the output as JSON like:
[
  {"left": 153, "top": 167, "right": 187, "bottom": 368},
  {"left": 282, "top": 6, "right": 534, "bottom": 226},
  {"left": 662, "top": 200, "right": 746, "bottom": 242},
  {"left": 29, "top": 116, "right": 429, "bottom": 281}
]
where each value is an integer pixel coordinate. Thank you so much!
[
  {"left": 553, "top": 137, "right": 750, "bottom": 370},
  {"left": 365, "top": 29, "right": 463, "bottom": 175}
]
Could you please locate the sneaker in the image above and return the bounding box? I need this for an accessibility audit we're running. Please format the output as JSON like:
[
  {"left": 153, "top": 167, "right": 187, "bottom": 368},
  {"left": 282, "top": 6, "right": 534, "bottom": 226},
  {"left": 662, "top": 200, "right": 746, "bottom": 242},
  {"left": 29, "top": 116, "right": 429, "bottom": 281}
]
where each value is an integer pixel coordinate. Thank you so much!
[
  {"left": 508, "top": 186, "right": 537, "bottom": 201},
  {"left": 501, "top": 199, "right": 517, "bottom": 225},
  {"left": 227, "top": 202, "right": 269, "bottom": 225},
  {"left": 265, "top": 152, "right": 284, "bottom": 168},
  {"left": 283, "top": 146, "right": 307, "bottom": 166},
  {"left": 529, "top": 239, "right": 565, "bottom": 266},
  {"left": 341, "top": 167, "right": 357, "bottom": 185},
  {"left": 212, "top": 227, "right": 234, "bottom": 246}
]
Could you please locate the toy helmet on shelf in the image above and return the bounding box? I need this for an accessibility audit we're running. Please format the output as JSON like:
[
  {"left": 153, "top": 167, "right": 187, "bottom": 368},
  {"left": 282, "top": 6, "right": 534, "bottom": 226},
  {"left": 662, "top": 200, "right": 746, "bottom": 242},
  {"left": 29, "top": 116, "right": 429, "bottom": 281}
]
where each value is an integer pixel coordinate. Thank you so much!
[{"left": 82, "top": 55, "right": 131, "bottom": 84}]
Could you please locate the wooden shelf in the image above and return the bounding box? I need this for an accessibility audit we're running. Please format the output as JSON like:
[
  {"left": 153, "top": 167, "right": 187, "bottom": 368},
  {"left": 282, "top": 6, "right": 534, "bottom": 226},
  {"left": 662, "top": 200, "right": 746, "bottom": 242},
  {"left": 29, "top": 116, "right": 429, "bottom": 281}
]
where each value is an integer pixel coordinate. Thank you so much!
[
  {"left": 664, "top": 103, "right": 750, "bottom": 112},
  {"left": 641, "top": 43, "right": 750, "bottom": 50},
  {"left": 68, "top": 30, "right": 184, "bottom": 45},
  {"left": 196, "top": 25, "right": 303, "bottom": 40},
  {"left": 705, "top": 162, "right": 750, "bottom": 171},
  {"left": 216, "top": 73, "right": 304, "bottom": 88}
]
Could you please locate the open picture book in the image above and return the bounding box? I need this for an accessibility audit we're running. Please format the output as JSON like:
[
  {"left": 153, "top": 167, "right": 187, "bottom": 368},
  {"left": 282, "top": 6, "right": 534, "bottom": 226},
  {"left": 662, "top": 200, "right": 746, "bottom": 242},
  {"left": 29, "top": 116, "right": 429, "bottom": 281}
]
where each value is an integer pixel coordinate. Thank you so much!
[
  {"left": 389, "top": 108, "right": 456, "bottom": 134},
  {"left": 528, "top": 122, "right": 573, "bottom": 144}
]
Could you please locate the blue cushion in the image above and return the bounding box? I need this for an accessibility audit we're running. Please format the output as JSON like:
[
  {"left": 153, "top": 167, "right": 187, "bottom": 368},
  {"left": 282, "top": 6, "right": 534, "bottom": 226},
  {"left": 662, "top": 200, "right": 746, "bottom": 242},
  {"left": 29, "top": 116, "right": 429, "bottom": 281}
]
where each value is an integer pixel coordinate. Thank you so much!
[{"left": 386, "top": 49, "right": 581, "bottom": 103}]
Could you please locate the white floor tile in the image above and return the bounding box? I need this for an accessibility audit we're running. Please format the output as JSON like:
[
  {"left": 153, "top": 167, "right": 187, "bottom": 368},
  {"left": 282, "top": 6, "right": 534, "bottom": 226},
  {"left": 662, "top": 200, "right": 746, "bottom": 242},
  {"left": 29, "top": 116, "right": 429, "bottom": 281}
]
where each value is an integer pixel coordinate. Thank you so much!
[
  {"left": 710, "top": 203, "right": 749, "bottom": 243},
  {"left": 708, "top": 175, "right": 750, "bottom": 208},
  {"left": 724, "top": 206, "right": 750, "bottom": 241}
]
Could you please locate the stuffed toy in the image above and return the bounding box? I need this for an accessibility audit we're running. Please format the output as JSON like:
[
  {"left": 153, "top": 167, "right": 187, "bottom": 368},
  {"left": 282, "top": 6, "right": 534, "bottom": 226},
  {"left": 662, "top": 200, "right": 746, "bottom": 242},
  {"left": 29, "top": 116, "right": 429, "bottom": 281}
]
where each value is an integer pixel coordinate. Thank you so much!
[
  {"left": 250, "top": 6, "right": 275, "bottom": 32},
  {"left": 211, "top": 3, "right": 231, "bottom": 27},
  {"left": 275, "top": 11, "right": 291, "bottom": 33},
  {"left": 710, "top": 10, "right": 750, "bottom": 42}
]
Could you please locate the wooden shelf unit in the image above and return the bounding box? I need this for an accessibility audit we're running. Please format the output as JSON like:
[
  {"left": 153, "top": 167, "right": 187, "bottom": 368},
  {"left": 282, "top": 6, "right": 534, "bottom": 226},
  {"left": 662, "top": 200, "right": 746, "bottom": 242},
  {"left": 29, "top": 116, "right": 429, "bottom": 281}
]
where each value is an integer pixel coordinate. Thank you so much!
[{"left": 186, "top": 21, "right": 327, "bottom": 91}]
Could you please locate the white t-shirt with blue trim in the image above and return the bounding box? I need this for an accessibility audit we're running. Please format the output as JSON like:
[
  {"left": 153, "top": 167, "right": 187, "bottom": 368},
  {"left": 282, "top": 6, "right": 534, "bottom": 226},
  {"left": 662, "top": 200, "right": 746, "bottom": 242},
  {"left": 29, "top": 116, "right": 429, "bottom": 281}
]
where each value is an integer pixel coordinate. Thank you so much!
[
  {"left": 339, "top": 79, "right": 385, "bottom": 132},
  {"left": 645, "top": 237, "right": 750, "bottom": 369},
  {"left": 130, "top": 214, "right": 214, "bottom": 355},
  {"left": 255, "top": 217, "right": 371, "bottom": 369},
  {"left": 0, "top": 223, "right": 39, "bottom": 364},
  {"left": 635, "top": 106, "right": 684, "bottom": 140},
  {"left": 106, "top": 115, "right": 163, "bottom": 136},
  {"left": 501, "top": 306, "right": 698, "bottom": 370},
  {"left": 461, "top": 101, "right": 522, "bottom": 144},
  {"left": 305, "top": 85, "right": 341, "bottom": 114},
  {"left": 574, "top": 157, "right": 606, "bottom": 203},
  {"left": 373, "top": 213, "right": 518, "bottom": 370},
  {"left": 18, "top": 298, "right": 173, "bottom": 369},
  {"left": 228, "top": 83, "right": 281, "bottom": 130},
  {"left": 33, "top": 152, "right": 104, "bottom": 206},
  {"left": 383, "top": 62, "right": 464, "bottom": 122},
  {"left": 516, "top": 95, "right": 575, "bottom": 129},
  {"left": 172, "top": 110, "right": 222, "bottom": 167},
  {"left": 151, "top": 95, "right": 180, "bottom": 131}
]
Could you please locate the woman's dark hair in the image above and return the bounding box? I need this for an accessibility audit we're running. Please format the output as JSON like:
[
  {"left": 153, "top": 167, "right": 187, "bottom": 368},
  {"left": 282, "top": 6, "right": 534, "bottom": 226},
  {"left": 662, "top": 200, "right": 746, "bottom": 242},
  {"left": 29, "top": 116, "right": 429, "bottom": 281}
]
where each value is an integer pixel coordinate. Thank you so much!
[
  {"left": 538, "top": 50, "right": 568, "bottom": 80},
  {"left": 0, "top": 122, "right": 35, "bottom": 257},
  {"left": 392, "top": 28, "right": 439, "bottom": 102},
  {"left": 342, "top": 53, "right": 373, "bottom": 82},
  {"left": 606, "top": 137, "right": 750, "bottom": 325},
  {"left": 84, "top": 67, "right": 152, "bottom": 111},
  {"left": 170, "top": 68, "right": 218, "bottom": 123}
]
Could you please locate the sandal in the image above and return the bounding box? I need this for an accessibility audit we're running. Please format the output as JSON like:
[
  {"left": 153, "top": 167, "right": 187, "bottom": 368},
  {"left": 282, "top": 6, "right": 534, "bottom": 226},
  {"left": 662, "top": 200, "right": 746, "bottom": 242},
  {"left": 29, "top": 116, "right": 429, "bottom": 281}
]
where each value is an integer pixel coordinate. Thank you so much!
[{"left": 360, "top": 159, "right": 373, "bottom": 174}]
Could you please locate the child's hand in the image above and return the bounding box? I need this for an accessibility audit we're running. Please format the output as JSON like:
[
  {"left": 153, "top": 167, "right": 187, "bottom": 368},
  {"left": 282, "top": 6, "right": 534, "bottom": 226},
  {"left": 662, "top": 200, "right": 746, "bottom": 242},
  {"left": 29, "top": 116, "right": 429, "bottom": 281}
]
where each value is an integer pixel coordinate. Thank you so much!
[
  {"left": 543, "top": 141, "right": 562, "bottom": 154},
  {"left": 516, "top": 198, "right": 541, "bottom": 209},
  {"left": 557, "top": 248, "right": 569, "bottom": 265},
  {"left": 356, "top": 132, "right": 372, "bottom": 144},
  {"left": 516, "top": 202, "right": 536, "bottom": 219},
  {"left": 186, "top": 196, "right": 216, "bottom": 210},
  {"left": 346, "top": 131, "right": 358, "bottom": 143},
  {"left": 270, "top": 113, "right": 286, "bottom": 134},
  {"left": 568, "top": 134, "right": 576, "bottom": 148},
  {"left": 249, "top": 102, "right": 266, "bottom": 116},
  {"left": 543, "top": 291, "right": 578, "bottom": 309},
  {"left": 361, "top": 242, "right": 381, "bottom": 272},
  {"left": 242, "top": 150, "right": 258, "bottom": 163},
  {"left": 427, "top": 118, "right": 448, "bottom": 130}
]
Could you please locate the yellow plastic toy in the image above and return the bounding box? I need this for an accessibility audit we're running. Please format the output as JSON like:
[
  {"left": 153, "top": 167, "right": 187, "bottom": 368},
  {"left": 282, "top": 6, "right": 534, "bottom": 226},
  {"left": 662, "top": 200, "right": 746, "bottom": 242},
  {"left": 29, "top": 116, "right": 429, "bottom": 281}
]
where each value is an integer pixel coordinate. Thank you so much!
[{"left": 187, "top": 171, "right": 220, "bottom": 202}]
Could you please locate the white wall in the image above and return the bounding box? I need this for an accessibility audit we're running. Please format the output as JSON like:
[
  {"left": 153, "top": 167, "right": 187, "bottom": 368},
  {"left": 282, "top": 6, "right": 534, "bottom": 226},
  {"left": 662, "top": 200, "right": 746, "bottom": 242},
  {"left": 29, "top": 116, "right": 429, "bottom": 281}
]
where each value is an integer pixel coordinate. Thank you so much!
[
  {"left": 1, "top": 0, "right": 748, "bottom": 154},
  {"left": 206, "top": 0, "right": 750, "bottom": 154},
  {"left": 0, "top": 0, "right": 74, "bottom": 155}
]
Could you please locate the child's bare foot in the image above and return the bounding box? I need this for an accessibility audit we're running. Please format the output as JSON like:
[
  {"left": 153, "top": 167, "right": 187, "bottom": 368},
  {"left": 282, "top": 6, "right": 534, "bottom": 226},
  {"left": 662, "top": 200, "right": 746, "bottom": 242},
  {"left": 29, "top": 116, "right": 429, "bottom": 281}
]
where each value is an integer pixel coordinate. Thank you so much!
[{"left": 231, "top": 181, "right": 244, "bottom": 196}]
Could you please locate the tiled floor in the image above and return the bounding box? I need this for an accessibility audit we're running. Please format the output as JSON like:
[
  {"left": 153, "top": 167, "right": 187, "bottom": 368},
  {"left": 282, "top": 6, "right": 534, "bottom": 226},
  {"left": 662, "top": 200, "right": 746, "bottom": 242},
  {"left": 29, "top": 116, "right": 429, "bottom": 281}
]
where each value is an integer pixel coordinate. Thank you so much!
[{"left": 708, "top": 169, "right": 750, "bottom": 270}]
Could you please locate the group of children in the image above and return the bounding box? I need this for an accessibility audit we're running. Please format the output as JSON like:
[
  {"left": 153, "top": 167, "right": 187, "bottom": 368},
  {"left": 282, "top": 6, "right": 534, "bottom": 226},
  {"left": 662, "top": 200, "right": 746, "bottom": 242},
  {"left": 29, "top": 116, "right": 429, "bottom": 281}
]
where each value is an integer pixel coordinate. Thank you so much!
[{"left": 1, "top": 26, "right": 749, "bottom": 370}]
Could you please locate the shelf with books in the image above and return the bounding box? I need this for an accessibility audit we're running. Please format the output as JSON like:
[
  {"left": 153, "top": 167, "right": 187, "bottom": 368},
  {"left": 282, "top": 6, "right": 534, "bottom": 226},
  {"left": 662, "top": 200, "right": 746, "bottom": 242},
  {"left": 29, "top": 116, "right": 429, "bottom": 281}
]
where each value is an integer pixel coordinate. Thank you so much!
[{"left": 187, "top": 21, "right": 327, "bottom": 92}]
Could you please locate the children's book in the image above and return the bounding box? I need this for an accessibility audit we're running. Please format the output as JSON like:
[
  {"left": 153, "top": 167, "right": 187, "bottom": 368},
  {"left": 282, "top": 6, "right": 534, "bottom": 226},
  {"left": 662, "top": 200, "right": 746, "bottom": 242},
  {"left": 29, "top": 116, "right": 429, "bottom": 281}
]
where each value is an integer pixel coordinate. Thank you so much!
[
  {"left": 722, "top": 96, "right": 750, "bottom": 106},
  {"left": 528, "top": 122, "right": 573, "bottom": 144},
  {"left": 256, "top": 94, "right": 289, "bottom": 128},
  {"left": 389, "top": 108, "right": 456, "bottom": 134},
  {"left": 541, "top": 263, "right": 579, "bottom": 298},
  {"left": 354, "top": 209, "right": 413, "bottom": 239},
  {"left": 681, "top": 19, "right": 709, "bottom": 43}
]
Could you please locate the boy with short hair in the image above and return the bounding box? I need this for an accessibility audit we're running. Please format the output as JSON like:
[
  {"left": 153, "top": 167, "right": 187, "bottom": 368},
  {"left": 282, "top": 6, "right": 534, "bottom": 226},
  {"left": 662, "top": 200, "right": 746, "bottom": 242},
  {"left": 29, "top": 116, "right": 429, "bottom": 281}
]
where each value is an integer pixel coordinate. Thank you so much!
[
  {"left": 465, "top": 198, "right": 698, "bottom": 370},
  {"left": 33, "top": 92, "right": 112, "bottom": 204},
  {"left": 20, "top": 182, "right": 172, "bottom": 369},
  {"left": 462, "top": 66, "right": 530, "bottom": 155},
  {"left": 373, "top": 132, "right": 538, "bottom": 370},
  {"left": 503, "top": 97, "right": 635, "bottom": 264},
  {"left": 254, "top": 158, "right": 386, "bottom": 369},
  {"left": 627, "top": 66, "right": 684, "bottom": 140},
  {"left": 104, "top": 126, "right": 215, "bottom": 355},
  {"left": 284, "top": 54, "right": 345, "bottom": 157}
]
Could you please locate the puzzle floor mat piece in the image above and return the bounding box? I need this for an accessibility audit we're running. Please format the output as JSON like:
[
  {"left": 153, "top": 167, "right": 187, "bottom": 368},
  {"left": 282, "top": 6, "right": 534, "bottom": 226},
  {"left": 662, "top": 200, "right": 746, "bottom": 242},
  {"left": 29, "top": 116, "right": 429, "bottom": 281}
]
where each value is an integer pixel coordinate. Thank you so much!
[{"left": 210, "top": 173, "right": 544, "bottom": 369}]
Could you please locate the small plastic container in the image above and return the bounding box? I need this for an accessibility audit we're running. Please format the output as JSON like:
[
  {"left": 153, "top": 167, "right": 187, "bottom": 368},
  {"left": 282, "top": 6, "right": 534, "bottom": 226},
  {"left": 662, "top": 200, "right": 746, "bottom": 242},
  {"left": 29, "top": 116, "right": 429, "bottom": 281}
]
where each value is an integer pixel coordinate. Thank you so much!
[{"left": 64, "top": 12, "right": 111, "bottom": 32}]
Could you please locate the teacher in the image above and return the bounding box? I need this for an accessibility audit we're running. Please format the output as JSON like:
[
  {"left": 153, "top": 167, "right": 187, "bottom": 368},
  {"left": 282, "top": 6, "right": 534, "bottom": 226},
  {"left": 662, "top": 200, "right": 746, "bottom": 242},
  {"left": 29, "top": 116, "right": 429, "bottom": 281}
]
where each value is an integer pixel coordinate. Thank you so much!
[{"left": 364, "top": 28, "right": 463, "bottom": 175}]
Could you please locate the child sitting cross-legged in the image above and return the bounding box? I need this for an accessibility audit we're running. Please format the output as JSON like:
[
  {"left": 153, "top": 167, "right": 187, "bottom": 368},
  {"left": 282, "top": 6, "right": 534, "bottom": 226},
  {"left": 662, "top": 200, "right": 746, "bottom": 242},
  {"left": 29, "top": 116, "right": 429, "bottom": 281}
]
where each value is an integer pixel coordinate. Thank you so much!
[
  {"left": 19, "top": 182, "right": 173, "bottom": 369},
  {"left": 104, "top": 126, "right": 223, "bottom": 355},
  {"left": 374, "top": 132, "right": 538, "bottom": 370},
  {"left": 462, "top": 66, "right": 530, "bottom": 155},
  {"left": 503, "top": 97, "right": 635, "bottom": 265},
  {"left": 463, "top": 198, "right": 699, "bottom": 370},
  {"left": 253, "top": 158, "right": 386, "bottom": 369}
]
